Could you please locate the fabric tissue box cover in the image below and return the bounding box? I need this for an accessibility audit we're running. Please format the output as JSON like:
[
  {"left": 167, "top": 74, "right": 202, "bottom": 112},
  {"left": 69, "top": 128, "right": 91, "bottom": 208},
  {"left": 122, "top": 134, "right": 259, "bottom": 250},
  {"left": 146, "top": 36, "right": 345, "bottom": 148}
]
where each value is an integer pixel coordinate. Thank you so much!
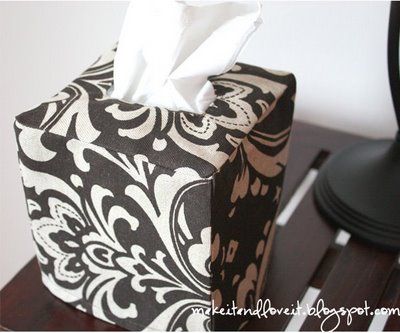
[{"left": 15, "top": 48, "right": 296, "bottom": 331}]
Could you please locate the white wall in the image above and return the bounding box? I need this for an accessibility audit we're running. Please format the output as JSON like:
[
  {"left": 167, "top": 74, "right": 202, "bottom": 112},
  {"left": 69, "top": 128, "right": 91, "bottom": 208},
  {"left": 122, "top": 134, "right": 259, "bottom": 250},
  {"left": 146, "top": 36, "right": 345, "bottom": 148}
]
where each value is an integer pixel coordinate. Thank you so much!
[{"left": 0, "top": 1, "right": 396, "bottom": 289}]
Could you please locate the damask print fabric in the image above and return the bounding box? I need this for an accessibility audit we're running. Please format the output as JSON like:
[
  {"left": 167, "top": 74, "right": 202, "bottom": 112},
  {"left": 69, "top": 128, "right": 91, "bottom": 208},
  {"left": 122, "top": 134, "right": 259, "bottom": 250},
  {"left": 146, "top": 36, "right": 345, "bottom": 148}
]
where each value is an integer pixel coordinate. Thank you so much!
[{"left": 14, "top": 48, "right": 295, "bottom": 331}]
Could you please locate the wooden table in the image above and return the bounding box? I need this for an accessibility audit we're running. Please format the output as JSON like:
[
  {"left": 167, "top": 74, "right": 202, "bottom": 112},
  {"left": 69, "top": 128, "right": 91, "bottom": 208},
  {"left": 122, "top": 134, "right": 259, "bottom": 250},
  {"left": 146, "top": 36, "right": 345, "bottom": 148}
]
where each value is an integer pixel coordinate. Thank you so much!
[{"left": 1, "top": 121, "right": 399, "bottom": 331}]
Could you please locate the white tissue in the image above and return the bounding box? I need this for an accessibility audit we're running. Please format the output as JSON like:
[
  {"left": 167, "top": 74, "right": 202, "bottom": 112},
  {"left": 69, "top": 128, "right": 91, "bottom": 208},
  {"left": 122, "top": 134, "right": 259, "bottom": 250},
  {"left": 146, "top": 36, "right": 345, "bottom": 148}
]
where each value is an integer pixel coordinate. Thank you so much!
[{"left": 112, "top": 0, "right": 262, "bottom": 114}]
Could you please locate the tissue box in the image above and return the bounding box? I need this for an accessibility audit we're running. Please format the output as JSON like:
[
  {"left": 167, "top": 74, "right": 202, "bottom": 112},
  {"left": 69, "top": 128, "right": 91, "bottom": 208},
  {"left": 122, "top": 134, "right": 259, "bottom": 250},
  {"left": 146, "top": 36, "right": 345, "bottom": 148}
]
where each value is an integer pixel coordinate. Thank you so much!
[{"left": 15, "top": 48, "right": 295, "bottom": 331}]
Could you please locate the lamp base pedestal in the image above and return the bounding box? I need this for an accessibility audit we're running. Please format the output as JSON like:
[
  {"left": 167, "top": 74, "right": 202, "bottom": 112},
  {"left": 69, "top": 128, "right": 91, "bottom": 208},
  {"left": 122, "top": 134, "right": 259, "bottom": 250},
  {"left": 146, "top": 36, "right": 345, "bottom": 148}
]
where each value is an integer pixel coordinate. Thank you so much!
[{"left": 314, "top": 137, "right": 400, "bottom": 251}]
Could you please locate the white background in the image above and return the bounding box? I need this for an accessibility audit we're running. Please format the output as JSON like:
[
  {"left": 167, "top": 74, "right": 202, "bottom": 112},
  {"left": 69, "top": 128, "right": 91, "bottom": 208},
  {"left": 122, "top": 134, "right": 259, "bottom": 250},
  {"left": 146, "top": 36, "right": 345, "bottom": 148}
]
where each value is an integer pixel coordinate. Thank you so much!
[{"left": 0, "top": 1, "right": 397, "bottom": 289}]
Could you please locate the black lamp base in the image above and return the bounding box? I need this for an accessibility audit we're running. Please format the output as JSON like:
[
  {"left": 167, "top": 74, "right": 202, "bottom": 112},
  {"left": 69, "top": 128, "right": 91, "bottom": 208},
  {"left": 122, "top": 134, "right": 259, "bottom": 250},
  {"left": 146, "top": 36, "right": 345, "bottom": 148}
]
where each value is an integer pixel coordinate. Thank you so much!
[{"left": 314, "top": 136, "right": 400, "bottom": 251}]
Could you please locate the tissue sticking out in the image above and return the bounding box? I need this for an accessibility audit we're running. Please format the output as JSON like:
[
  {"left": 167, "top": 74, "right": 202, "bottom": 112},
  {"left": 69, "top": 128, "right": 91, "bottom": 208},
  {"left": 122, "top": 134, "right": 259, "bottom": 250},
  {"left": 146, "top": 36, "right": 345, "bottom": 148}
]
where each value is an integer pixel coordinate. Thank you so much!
[{"left": 112, "top": 0, "right": 262, "bottom": 114}]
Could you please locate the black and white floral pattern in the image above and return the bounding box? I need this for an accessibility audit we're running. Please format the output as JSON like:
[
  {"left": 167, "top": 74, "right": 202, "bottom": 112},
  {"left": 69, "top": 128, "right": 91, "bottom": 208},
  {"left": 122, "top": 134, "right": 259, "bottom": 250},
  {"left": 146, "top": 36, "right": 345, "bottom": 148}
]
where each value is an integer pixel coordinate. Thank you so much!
[{"left": 15, "top": 48, "right": 295, "bottom": 331}]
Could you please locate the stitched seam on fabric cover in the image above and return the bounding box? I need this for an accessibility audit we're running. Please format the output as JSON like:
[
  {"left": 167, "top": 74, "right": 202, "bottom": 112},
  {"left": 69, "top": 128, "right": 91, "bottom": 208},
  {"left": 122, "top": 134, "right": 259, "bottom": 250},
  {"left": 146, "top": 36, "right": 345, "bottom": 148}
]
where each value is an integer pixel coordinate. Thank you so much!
[
  {"left": 14, "top": 74, "right": 291, "bottom": 178},
  {"left": 14, "top": 119, "right": 214, "bottom": 180},
  {"left": 40, "top": 272, "right": 163, "bottom": 331}
]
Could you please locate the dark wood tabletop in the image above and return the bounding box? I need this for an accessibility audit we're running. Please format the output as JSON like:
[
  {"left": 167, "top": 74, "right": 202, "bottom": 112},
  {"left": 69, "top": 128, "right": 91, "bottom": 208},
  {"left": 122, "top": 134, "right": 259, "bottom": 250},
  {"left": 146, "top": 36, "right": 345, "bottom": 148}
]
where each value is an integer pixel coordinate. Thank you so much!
[{"left": 1, "top": 121, "right": 399, "bottom": 331}]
